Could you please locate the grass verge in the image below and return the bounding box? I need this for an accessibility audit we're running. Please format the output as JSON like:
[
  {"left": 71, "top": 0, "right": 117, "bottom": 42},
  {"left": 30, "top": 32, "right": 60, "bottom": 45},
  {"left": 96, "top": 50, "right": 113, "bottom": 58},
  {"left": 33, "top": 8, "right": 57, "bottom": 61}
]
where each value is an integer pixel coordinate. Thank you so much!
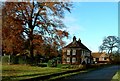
[
  {"left": 111, "top": 70, "right": 120, "bottom": 81},
  {"left": 2, "top": 64, "right": 75, "bottom": 81},
  {"left": 2, "top": 63, "right": 113, "bottom": 81}
]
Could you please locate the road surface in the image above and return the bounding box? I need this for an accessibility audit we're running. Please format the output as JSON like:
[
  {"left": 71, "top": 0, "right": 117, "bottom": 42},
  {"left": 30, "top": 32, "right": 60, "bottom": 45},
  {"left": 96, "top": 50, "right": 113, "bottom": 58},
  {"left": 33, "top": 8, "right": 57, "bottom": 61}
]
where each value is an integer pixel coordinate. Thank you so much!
[{"left": 62, "top": 65, "right": 120, "bottom": 81}]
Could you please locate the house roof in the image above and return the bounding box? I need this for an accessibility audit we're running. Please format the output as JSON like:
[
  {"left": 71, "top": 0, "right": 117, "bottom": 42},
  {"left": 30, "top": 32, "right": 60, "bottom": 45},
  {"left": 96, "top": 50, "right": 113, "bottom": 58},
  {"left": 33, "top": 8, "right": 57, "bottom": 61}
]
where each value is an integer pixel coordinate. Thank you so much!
[
  {"left": 91, "top": 52, "right": 109, "bottom": 58},
  {"left": 91, "top": 53, "right": 101, "bottom": 58},
  {"left": 63, "top": 36, "right": 91, "bottom": 51}
]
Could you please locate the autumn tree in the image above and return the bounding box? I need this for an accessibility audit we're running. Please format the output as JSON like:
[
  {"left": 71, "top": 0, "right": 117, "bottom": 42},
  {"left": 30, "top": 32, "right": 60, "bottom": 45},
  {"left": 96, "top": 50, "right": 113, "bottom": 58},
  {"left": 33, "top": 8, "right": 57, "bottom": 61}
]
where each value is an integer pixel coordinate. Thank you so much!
[
  {"left": 2, "top": 4, "right": 25, "bottom": 56},
  {"left": 99, "top": 36, "right": 120, "bottom": 62},
  {"left": 3, "top": 1, "right": 72, "bottom": 62}
]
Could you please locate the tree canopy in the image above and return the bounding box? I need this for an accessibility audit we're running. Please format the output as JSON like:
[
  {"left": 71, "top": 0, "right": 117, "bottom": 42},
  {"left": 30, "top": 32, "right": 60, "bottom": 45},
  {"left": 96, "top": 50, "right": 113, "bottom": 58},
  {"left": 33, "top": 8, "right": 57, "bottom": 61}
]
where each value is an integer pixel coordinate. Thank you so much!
[
  {"left": 99, "top": 36, "right": 119, "bottom": 54},
  {"left": 99, "top": 36, "right": 120, "bottom": 62},
  {"left": 2, "top": 1, "right": 72, "bottom": 60}
]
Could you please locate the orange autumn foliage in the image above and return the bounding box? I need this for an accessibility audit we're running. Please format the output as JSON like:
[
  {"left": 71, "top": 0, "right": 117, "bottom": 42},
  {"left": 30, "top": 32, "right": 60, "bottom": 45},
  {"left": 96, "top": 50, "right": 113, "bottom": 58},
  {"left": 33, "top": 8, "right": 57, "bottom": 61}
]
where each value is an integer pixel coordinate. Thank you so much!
[{"left": 2, "top": 1, "right": 72, "bottom": 58}]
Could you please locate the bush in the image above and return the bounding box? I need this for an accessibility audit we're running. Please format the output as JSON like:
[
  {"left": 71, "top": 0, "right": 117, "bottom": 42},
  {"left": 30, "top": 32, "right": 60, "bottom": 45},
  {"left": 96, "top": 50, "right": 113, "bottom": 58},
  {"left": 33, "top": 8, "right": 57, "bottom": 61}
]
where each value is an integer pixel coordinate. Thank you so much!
[
  {"left": 78, "top": 65, "right": 86, "bottom": 69},
  {"left": 10, "top": 55, "right": 19, "bottom": 64},
  {"left": 61, "top": 64, "right": 71, "bottom": 69},
  {"left": 38, "top": 63, "right": 47, "bottom": 67},
  {"left": 2, "top": 55, "right": 10, "bottom": 64},
  {"left": 2, "top": 55, "right": 19, "bottom": 64},
  {"left": 57, "top": 64, "right": 62, "bottom": 68},
  {"left": 48, "top": 59, "right": 57, "bottom": 67},
  {"left": 2, "top": 55, "right": 32, "bottom": 64},
  {"left": 18, "top": 56, "right": 29, "bottom": 64},
  {"left": 47, "top": 60, "right": 52, "bottom": 67}
]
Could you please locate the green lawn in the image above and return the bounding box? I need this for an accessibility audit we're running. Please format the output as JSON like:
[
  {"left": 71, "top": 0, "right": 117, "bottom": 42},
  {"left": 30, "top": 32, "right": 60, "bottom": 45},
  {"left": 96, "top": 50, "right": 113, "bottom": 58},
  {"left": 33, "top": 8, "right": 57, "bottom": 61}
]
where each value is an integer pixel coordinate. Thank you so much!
[
  {"left": 1, "top": 63, "right": 112, "bottom": 81},
  {"left": 2, "top": 64, "right": 74, "bottom": 80}
]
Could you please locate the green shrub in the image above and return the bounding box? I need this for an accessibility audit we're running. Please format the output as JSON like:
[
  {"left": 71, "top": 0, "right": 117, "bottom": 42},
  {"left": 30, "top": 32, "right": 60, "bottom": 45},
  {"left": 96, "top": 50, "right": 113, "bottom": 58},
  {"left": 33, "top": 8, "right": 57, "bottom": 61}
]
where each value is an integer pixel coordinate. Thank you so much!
[
  {"left": 48, "top": 60, "right": 57, "bottom": 67},
  {"left": 18, "top": 56, "right": 27, "bottom": 64},
  {"left": 2, "top": 55, "right": 19, "bottom": 64},
  {"left": 2, "top": 55, "right": 32, "bottom": 64},
  {"left": 17, "top": 55, "right": 32, "bottom": 64},
  {"left": 78, "top": 65, "right": 86, "bottom": 69},
  {"left": 57, "top": 64, "right": 62, "bottom": 68},
  {"left": 61, "top": 64, "right": 71, "bottom": 69},
  {"left": 2, "top": 55, "right": 10, "bottom": 64},
  {"left": 10, "top": 55, "right": 19, "bottom": 64},
  {"left": 38, "top": 63, "right": 47, "bottom": 67},
  {"left": 47, "top": 60, "right": 52, "bottom": 67}
]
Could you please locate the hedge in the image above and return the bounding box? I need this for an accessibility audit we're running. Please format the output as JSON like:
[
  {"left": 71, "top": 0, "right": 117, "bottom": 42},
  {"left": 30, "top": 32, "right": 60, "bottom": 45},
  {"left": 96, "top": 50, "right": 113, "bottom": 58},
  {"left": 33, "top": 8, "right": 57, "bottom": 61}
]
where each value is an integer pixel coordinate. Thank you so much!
[
  {"left": 2, "top": 55, "right": 31, "bottom": 64},
  {"left": 2, "top": 55, "right": 10, "bottom": 64}
]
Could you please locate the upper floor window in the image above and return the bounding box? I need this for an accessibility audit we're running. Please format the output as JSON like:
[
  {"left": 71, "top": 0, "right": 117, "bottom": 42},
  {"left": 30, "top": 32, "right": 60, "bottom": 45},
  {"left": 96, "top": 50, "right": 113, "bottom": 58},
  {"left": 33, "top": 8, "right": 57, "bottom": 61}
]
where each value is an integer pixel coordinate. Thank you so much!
[
  {"left": 67, "top": 50, "right": 70, "bottom": 55},
  {"left": 72, "top": 50, "right": 76, "bottom": 55},
  {"left": 82, "top": 50, "right": 84, "bottom": 56}
]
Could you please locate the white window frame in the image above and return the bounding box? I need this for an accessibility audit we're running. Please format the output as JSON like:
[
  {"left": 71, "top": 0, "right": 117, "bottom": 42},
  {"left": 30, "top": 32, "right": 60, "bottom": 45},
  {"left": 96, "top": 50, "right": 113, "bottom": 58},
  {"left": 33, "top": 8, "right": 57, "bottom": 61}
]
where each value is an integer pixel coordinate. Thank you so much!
[
  {"left": 67, "top": 50, "right": 70, "bottom": 55},
  {"left": 72, "top": 57, "right": 76, "bottom": 63},
  {"left": 82, "top": 50, "right": 83, "bottom": 56},
  {"left": 67, "top": 57, "right": 70, "bottom": 63},
  {"left": 83, "top": 51, "right": 85, "bottom": 56},
  {"left": 93, "top": 58, "right": 96, "bottom": 61},
  {"left": 72, "top": 50, "right": 76, "bottom": 55},
  {"left": 88, "top": 52, "right": 90, "bottom": 56}
]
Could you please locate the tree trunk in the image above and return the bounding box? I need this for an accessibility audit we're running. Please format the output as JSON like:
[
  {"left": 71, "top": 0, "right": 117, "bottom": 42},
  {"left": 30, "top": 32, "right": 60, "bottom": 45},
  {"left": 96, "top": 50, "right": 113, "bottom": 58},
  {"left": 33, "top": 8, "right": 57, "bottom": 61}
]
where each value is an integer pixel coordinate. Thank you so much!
[
  {"left": 109, "top": 48, "right": 113, "bottom": 63},
  {"left": 29, "top": 27, "right": 34, "bottom": 63},
  {"left": 8, "top": 54, "right": 11, "bottom": 65}
]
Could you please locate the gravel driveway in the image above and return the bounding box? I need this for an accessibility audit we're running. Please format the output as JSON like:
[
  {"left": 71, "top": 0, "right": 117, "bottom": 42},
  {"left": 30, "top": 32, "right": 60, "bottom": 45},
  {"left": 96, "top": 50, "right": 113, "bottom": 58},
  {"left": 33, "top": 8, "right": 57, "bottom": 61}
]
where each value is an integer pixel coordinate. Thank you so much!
[{"left": 62, "top": 65, "right": 120, "bottom": 81}]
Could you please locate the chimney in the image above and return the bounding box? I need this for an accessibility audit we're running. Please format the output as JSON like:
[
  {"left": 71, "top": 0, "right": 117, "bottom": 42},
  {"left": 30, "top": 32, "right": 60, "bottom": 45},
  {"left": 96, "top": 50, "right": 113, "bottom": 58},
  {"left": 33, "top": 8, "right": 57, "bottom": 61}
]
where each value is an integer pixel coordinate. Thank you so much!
[
  {"left": 78, "top": 38, "right": 81, "bottom": 43},
  {"left": 73, "top": 36, "right": 76, "bottom": 42}
]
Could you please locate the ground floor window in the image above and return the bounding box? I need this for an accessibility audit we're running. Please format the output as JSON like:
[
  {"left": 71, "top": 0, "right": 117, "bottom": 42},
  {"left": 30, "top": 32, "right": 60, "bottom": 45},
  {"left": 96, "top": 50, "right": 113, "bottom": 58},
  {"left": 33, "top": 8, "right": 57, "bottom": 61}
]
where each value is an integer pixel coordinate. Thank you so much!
[
  {"left": 104, "top": 57, "right": 107, "bottom": 60},
  {"left": 93, "top": 58, "right": 96, "bottom": 61},
  {"left": 96, "top": 58, "right": 99, "bottom": 61},
  {"left": 88, "top": 59, "right": 90, "bottom": 63},
  {"left": 67, "top": 57, "right": 70, "bottom": 63},
  {"left": 72, "top": 57, "right": 76, "bottom": 63}
]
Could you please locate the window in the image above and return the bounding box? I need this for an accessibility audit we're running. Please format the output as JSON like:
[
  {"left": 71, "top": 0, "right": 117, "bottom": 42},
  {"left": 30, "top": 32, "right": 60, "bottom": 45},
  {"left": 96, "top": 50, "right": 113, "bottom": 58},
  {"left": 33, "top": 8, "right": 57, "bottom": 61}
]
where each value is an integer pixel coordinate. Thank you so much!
[
  {"left": 96, "top": 58, "right": 99, "bottom": 61},
  {"left": 82, "top": 50, "right": 85, "bottom": 56},
  {"left": 72, "top": 50, "right": 76, "bottom": 55},
  {"left": 102, "top": 57, "right": 104, "bottom": 60},
  {"left": 67, "top": 50, "right": 70, "bottom": 55},
  {"left": 87, "top": 52, "right": 90, "bottom": 56},
  {"left": 88, "top": 59, "right": 90, "bottom": 63},
  {"left": 72, "top": 57, "right": 76, "bottom": 63},
  {"left": 93, "top": 58, "right": 96, "bottom": 61},
  {"left": 104, "top": 58, "right": 107, "bottom": 60},
  {"left": 81, "top": 50, "right": 84, "bottom": 56},
  {"left": 67, "top": 57, "right": 70, "bottom": 62}
]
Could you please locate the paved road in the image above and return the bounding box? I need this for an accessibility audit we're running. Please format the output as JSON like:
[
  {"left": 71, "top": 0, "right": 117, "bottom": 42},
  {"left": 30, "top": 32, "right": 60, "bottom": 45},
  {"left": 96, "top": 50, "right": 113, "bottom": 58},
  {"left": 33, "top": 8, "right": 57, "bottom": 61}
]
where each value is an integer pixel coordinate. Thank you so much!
[{"left": 62, "top": 65, "right": 120, "bottom": 81}]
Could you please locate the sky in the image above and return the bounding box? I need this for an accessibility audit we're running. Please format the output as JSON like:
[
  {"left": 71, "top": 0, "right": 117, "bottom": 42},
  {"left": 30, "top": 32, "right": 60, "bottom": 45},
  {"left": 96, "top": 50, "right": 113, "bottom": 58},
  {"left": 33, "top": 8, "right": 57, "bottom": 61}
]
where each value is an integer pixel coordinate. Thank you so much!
[{"left": 63, "top": 2, "right": 118, "bottom": 52}]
